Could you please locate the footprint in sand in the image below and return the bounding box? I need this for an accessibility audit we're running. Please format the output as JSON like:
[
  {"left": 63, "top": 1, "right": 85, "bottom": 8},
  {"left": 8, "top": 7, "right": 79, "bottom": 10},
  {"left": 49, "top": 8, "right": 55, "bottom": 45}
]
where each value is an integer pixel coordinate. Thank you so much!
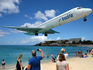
[{"left": 70, "top": 67, "right": 73, "bottom": 69}]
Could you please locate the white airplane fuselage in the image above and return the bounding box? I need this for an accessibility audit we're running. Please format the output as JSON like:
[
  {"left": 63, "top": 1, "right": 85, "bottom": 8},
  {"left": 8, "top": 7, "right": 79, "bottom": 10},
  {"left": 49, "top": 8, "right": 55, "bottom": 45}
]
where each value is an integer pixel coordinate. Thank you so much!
[
  {"left": 2, "top": 7, "right": 92, "bottom": 36},
  {"left": 37, "top": 7, "right": 92, "bottom": 33}
]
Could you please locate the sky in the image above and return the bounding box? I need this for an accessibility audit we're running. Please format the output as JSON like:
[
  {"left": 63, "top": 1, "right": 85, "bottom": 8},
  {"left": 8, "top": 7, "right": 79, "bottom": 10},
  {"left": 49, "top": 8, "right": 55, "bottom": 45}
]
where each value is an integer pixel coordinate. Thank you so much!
[{"left": 0, "top": 0, "right": 93, "bottom": 45}]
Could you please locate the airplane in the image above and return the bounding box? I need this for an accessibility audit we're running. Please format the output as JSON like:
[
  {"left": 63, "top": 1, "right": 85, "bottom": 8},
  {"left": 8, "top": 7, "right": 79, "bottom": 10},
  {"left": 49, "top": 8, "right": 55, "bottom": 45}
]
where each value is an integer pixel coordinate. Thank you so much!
[{"left": 1, "top": 7, "right": 92, "bottom": 36}]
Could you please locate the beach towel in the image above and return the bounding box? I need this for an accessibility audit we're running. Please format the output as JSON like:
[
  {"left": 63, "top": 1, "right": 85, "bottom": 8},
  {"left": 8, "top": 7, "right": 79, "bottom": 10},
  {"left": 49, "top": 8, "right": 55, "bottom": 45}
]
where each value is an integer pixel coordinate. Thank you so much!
[
  {"left": 24, "top": 67, "right": 27, "bottom": 70},
  {"left": 91, "top": 55, "right": 93, "bottom": 57}
]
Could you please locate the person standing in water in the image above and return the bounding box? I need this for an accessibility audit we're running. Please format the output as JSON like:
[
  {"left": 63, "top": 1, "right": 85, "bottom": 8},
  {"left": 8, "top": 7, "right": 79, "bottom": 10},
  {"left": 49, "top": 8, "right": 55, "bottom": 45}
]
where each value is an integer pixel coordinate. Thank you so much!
[{"left": 2, "top": 59, "right": 5, "bottom": 69}]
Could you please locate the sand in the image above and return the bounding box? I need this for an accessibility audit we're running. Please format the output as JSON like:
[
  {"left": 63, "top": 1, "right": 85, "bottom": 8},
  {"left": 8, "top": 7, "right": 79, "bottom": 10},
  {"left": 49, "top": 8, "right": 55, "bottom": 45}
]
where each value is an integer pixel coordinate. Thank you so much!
[
  {"left": 41, "top": 55, "right": 93, "bottom": 70},
  {"left": 1, "top": 53, "right": 93, "bottom": 70}
]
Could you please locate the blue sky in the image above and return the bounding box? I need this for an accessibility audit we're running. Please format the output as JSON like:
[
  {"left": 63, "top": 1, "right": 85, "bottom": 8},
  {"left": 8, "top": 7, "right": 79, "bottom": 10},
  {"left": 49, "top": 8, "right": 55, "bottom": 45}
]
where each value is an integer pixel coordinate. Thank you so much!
[{"left": 0, "top": 0, "right": 93, "bottom": 45}]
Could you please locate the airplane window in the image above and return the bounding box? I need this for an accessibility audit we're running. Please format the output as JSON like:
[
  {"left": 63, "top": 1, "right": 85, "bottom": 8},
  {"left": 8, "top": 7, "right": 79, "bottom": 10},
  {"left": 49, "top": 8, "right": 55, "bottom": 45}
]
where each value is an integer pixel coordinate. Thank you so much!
[{"left": 77, "top": 7, "right": 83, "bottom": 9}]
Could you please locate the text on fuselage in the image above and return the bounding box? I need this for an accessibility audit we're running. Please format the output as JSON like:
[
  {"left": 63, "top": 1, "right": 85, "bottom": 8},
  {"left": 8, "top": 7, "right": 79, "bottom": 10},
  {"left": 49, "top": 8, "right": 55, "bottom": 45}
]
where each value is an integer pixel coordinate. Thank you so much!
[{"left": 62, "top": 13, "right": 73, "bottom": 21}]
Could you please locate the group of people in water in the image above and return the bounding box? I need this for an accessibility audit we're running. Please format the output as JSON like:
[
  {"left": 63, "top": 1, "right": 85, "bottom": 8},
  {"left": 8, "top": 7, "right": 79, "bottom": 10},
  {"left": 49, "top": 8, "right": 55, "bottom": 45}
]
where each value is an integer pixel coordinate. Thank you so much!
[{"left": 75, "top": 48, "right": 93, "bottom": 58}]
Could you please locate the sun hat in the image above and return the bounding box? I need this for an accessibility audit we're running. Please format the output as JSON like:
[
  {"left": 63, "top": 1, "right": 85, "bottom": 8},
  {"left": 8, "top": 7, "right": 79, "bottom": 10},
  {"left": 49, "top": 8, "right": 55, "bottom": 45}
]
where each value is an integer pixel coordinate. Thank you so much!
[{"left": 60, "top": 48, "right": 65, "bottom": 51}]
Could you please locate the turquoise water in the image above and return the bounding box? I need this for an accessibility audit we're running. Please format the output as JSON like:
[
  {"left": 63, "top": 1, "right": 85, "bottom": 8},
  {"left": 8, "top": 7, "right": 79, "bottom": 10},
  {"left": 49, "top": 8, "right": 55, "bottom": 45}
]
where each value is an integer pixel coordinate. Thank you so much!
[{"left": 0, "top": 45, "right": 90, "bottom": 67}]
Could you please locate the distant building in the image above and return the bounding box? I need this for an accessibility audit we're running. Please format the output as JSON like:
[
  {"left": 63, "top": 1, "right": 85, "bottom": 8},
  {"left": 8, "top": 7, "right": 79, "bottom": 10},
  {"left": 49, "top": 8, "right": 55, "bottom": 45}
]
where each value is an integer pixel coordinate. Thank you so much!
[
  {"left": 50, "top": 43, "right": 58, "bottom": 45},
  {"left": 69, "top": 38, "right": 81, "bottom": 43},
  {"left": 43, "top": 38, "right": 81, "bottom": 44},
  {"left": 66, "top": 41, "right": 73, "bottom": 44}
]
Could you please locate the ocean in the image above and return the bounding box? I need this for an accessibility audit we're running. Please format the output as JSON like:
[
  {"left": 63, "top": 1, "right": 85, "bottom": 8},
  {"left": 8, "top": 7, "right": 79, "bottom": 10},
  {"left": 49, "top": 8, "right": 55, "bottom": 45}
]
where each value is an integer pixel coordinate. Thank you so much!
[{"left": 0, "top": 45, "right": 91, "bottom": 67}]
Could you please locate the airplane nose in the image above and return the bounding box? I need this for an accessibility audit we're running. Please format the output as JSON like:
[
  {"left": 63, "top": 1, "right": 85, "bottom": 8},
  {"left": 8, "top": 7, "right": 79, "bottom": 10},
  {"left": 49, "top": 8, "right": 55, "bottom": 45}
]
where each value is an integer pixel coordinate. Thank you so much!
[
  {"left": 83, "top": 8, "right": 92, "bottom": 16},
  {"left": 88, "top": 8, "right": 92, "bottom": 13}
]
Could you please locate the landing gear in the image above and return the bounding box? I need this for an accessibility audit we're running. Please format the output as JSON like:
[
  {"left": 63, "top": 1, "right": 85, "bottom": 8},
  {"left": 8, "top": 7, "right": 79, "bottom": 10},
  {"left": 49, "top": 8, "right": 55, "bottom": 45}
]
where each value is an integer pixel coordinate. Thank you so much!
[
  {"left": 83, "top": 16, "right": 87, "bottom": 21},
  {"left": 44, "top": 34, "right": 47, "bottom": 36},
  {"left": 35, "top": 33, "right": 38, "bottom": 36}
]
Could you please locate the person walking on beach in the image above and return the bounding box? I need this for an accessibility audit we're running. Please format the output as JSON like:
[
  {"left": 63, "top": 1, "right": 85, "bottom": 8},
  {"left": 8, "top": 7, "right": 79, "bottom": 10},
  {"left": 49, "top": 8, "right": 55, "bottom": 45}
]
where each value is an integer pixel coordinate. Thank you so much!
[
  {"left": 2, "top": 59, "right": 5, "bottom": 69},
  {"left": 27, "top": 49, "right": 44, "bottom": 70},
  {"left": 56, "top": 53, "right": 69, "bottom": 70},
  {"left": 16, "top": 54, "right": 24, "bottom": 70},
  {"left": 57, "top": 48, "right": 68, "bottom": 60}
]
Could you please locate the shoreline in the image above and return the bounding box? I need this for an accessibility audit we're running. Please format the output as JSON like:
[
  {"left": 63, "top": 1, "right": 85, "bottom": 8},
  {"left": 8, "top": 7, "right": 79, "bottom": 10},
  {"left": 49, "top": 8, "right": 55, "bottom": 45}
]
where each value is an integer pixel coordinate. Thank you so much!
[
  {"left": 1, "top": 54, "right": 93, "bottom": 70},
  {"left": 0, "top": 45, "right": 92, "bottom": 70},
  {"left": 34, "top": 44, "right": 93, "bottom": 47},
  {"left": 0, "top": 57, "right": 74, "bottom": 70}
]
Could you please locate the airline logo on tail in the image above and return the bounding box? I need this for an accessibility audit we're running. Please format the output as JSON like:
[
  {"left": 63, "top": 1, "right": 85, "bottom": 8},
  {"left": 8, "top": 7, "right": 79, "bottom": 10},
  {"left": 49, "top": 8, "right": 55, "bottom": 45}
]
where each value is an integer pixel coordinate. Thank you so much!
[{"left": 62, "top": 13, "right": 73, "bottom": 21}]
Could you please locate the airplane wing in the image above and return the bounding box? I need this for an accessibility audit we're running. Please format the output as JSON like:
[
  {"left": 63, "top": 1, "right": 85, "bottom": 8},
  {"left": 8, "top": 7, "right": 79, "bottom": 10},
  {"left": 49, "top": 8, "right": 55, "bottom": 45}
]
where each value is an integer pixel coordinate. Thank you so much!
[
  {"left": 24, "top": 29, "right": 60, "bottom": 35},
  {"left": 1, "top": 26, "right": 43, "bottom": 33},
  {"left": 43, "top": 29, "right": 60, "bottom": 34},
  {"left": 1, "top": 26, "right": 60, "bottom": 36}
]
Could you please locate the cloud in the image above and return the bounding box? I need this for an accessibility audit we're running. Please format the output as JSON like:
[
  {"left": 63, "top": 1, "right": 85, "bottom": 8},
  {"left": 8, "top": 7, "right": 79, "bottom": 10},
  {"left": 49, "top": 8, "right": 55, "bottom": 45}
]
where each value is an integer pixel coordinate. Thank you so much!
[
  {"left": 45, "top": 9, "right": 56, "bottom": 18},
  {"left": 35, "top": 9, "right": 56, "bottom": 21},
  {"left": 20, "top": 35, "right": 47, "bottom": 44},
  {"left": 9, "top": 21, "right": 43, "bottom": 34},
  {"left": 8, "top": 41, "right": 11, "bottom": 44},
  {"left": 82, "top": 37, "right": 85, "bottom": 41},
  {"left": 57, "top": 37, "right": 60, "bottom": 40},
  {"left": 9, "top": 29, "right": 21, "bottom": 33},
  {"left": 8, "top": 41, "right": 17, "bottom": 44},
  {"left": 21, "top": 21, "right": 42, "bottom": 28},
  {"left": 35, "top": 11, "right": 48, "bottom": 21},
  {"left": 0, "top": 0, "right": 20, "bottom": 14},
  {"left": 24, "top": 15, "right": 33, "bottom": 19},
  {"left": 0, "top": 29, "right": 10, "bottom": 38},
  {"left": 56, "top": 10, "right": 60, "bottom": 13},
  {"left": 0, "top": 13, "right": 2, "bottom": 17}
]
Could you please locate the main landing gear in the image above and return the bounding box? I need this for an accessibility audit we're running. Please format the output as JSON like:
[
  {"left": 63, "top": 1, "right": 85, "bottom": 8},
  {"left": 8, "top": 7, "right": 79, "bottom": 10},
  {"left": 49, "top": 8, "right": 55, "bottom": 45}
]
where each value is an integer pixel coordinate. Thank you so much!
[
  {"left": 83, "top": 16, "right": 87, "bottom": 21},
  {"left": 44, "top": 34, "right": 47, "bottom": 36},
  {"left": 35, "top": 33, "right": 38, "bottom": 36}
]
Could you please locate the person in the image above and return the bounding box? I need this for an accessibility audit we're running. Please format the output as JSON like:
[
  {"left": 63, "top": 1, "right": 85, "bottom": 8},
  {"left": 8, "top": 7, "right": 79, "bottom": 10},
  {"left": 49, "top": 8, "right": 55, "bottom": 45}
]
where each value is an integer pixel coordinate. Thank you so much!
[
  {"left": 78, "top": 51, "right": 80, "bottom": 57},
  {"left": 2, "top": 59, "right": 5, "bottom": 69},
  {"left": 27, "top": 49, "right": 44, "bottom": 70},
  {"left": 80, "top": 50, "right": 82, "bottom": 58},
  {"left": 57, "top": 48, "right": 68, "bottom": 61},
  {"left": 2, "top": 59, "right": 5, "bottom": 65},
  {"left": 28, "top": 57, "right": 30, "bottom": 61},
  {"left": 75, "top": 51, "right": 77, "bottom": 57},
  {"left": 90, "top": 48, "right": 93, "bottom": 57},
  {"left": 89, "top": 48, "right": 91, "bottom": 53},
  {"left": 83, "top": 53, "right": 88, "bottom": 58},
  {"left": 47, "top": 54, "right": 49, "bottom": 58},
  {"left": 87, "top": 50, "right": 88, "bottom": 53},
  {"left": 52, "top": 56, "right": 56, "bottom": 62},
  {"left": 56, "top": 53, "right": 69, "bottom": 70},
  {"left": 16, "top": 54, "right": 24, "bottom": 70}
]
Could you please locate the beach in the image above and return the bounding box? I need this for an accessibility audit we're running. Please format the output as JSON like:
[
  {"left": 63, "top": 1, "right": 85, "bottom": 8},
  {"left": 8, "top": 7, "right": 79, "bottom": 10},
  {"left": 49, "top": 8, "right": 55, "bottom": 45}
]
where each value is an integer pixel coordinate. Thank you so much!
[
  {"left": 1, "top": 54, "right": 93, "bottom": 70},
  {"left": 41, "top": 54, "right": 93, "bottom": 70},
  {"left": 0, "top": 45, "right": 93, "bottom": 70}
]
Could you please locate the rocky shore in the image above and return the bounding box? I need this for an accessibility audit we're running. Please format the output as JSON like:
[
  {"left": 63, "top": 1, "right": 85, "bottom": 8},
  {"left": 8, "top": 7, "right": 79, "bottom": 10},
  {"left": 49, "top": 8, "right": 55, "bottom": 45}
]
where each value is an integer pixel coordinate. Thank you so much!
[{"left": 34, "top": 44, "right": 93, "bottom": 47}]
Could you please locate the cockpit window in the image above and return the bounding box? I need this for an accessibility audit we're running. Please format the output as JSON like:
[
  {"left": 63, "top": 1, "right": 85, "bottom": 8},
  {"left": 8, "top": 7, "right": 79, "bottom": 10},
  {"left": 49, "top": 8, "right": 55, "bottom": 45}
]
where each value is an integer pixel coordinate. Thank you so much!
[{"left": 77, "top": 7, "right": 83, "bottom": 9}]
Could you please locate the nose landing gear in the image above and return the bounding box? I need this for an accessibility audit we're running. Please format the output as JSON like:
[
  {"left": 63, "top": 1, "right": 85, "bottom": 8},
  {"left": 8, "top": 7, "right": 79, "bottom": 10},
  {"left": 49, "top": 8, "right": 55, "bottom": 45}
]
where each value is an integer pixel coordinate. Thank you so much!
[{"left": 83, "top": 16, "right": 87, "bottom": 21}]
